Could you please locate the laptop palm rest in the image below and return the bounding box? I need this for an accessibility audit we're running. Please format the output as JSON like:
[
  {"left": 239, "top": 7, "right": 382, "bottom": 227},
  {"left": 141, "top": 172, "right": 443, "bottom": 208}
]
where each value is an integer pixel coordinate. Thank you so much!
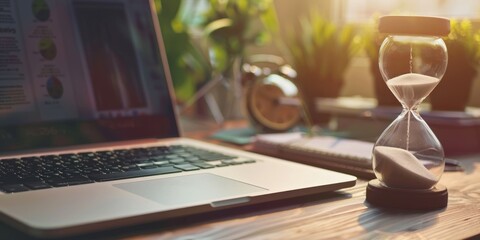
[{"left": 114, "top": 173, "right": 267, "bottom": 206}]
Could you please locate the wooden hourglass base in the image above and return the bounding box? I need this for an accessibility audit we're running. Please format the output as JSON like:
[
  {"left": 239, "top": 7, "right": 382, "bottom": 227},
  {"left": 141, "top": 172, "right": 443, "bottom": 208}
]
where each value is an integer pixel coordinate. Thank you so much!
[{"left": 366, "top": 179, "right": 448, "bottom": 210}]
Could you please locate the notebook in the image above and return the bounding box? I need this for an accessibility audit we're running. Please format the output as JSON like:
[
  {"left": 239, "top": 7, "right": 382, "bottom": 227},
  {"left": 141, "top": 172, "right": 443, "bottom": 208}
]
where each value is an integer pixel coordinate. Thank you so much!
[
  {"left": 251, "top": 132, "right": 464, "bottom": 178},
  {"left": 252, "top": 133, "right": 376, "bottom": 178},
  {"left": 0, "top": 0, "right": 356, "bottom": 238}
]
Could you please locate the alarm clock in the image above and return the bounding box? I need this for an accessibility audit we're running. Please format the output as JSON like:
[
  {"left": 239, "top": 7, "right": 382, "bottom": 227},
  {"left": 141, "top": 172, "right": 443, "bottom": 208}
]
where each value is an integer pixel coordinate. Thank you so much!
[{"left": 243, "top": 55, "right": 302, "bottom": 132}]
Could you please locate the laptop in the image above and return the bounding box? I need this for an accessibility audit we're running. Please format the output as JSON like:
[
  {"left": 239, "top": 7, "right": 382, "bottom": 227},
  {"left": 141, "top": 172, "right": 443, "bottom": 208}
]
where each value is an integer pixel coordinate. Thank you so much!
[{"left": 0, "top": 0, "right": 356, "bottom": 238}]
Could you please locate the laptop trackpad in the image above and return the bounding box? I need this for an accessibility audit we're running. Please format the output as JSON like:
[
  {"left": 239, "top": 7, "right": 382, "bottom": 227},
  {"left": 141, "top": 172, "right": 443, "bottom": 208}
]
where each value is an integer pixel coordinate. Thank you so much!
[{"left": 114, "top": 173, "right": 267, "bottom": 206}]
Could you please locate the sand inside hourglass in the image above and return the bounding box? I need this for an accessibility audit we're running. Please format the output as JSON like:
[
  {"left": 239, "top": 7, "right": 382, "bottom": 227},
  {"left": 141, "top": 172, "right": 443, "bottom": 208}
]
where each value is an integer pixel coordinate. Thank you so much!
[
  {"left": 387, "top": 73, "right": 440, "bottom": 109},
  {"left": 374, "top": 146, "right": 437, "bottom": 189},
  {"left": 387, "top": 73, "right": 440, "bottom": 150},
  {"left": 375, "top": 73, "right": 440, "bottom": 189}
]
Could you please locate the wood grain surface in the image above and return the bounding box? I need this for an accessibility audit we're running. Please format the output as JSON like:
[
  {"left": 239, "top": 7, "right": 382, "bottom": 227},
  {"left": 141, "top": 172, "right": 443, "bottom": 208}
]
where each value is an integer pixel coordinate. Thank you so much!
[
  {"left": 2, "top": 119, "right": 477, "bottom": 240},
  {"left": 127, "top": 151, "right": 480, "bottom": 240}
]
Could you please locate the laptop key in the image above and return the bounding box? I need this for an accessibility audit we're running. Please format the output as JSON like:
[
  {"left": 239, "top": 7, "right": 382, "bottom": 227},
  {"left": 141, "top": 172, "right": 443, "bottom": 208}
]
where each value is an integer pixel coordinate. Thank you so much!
[
  {"left": 24, "top": 182, "right": 52, "bottom": 190},
  {"left": 185, "top": 157, "right": 201, "bottom": 162},
  {"left": 199, "top": 154, "right": 235, "bottom": 161},
  {"left": 153, "top": 160, "right": 169, "bottom": 166},
  {"left": 66, "top": 178, "right": 95, "bottom": 186},
  {"left": 122, "top": 165, "right": 140, "bottom": 171},
  {"left": 156, "top": 163, "right": 174, "bottom": 167},
  {"left": 169, "top": 159, "right": 186, "bottom": 164},
  {"left": 0, "top": 184, "right": 30, "bottom": 193},
  {"left": 47, "top": 177, "right": 94, "bottom": 187},
  {"left": 140, "top": 165, "right": 158, "bottom": 169},
  {"left": 221, "top": 159, "right": 238, "bottom": 165},
  {"left": 136, "top": 162, "right": 154, "bottom": 168},
  {"left": 89, "top": 166, "right": 181, "bottom": 182},
  {"left": 19, "top": 177, "right": 44, "bottom": 184},
  {"left": 215, "top": 163, "right": 230, "bottom": 167},
  {"left": 174, "top": 164, "right": 200, "bottom": 171},
  {"left": 50, "top": 182, "right": 69, "bottom": 187},
  {"left": 193, "top": 163, "right": 215, "bottom": 169}
]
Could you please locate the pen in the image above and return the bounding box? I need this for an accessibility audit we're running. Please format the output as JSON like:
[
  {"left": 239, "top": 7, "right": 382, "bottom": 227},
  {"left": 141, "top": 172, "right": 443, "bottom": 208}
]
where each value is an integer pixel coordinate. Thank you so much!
[
  {"left": 329, "top": 138, "right": 342, "bottom": 148},
  {"left": 417, "top": 154, "right": 464, "bottom": 172},
  {"left": 444, "top": 157, "right": 460, "bottom": 167},
  {"left": 444, "top": 158, "right": 464, "bottom": 172}
]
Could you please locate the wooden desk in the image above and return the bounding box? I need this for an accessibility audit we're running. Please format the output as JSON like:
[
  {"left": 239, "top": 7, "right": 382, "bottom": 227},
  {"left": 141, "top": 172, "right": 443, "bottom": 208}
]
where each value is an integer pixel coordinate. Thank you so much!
[
  {"left": 153, "top": 119, "right": 480, "bottom": 239},
  {"left": 1, "top": 119, "right": 479, "bottom": 239},
  {"left": 142, "top": 157, "right": 480, "bottom": 239}
]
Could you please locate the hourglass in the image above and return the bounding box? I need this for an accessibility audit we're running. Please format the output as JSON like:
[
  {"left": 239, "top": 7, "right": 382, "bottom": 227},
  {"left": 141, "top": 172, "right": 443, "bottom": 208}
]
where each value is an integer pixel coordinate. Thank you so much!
[{"left": 366, "top": 16, "right": 450, "bottom": 210}]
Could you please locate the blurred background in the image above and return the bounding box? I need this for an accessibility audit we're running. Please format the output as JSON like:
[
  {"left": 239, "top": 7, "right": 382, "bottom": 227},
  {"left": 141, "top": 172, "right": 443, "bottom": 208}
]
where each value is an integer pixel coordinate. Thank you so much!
[{"left": 154, "top": 0, "right": 480, "bottom": 124}]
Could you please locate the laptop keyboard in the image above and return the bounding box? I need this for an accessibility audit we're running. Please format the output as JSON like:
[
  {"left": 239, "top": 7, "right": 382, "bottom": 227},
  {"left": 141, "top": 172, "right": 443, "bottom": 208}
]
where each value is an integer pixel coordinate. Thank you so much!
[{"left": 0, "top": 145, "right": 256, "bottom": 193}]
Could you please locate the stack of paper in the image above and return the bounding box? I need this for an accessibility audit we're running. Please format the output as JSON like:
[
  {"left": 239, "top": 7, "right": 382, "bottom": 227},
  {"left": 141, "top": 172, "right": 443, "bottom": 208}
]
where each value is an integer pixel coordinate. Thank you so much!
[{"left": 252, "top": 132, "right": 375, "bottom": 178}]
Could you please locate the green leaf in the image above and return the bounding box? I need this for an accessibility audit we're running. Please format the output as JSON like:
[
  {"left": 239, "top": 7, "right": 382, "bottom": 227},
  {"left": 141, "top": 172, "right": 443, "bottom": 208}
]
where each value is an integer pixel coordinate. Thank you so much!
[
  {"left": 157, "top": 0, "right": 210, "bottom": 102},
  {"left": 204, "top": 18, "right": 233, "bottom": 36},
  {"left": 200, "top": 0, "right": 277, "bottom": 71},
  {"left": 444, "top": 19, "right": 480, "bottom": 65},
  {"left": 287, "top": 13, "right": 361, "bottom": 81}
]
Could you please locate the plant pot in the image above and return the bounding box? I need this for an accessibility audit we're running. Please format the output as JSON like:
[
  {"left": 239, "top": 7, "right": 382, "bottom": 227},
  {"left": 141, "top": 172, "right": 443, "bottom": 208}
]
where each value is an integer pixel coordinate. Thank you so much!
[
  {"left": 430, "top": 53, "right": 477, "bottom": 112},
  {"left": 296, "top": 75, "right": 343, "bottom": 124}
]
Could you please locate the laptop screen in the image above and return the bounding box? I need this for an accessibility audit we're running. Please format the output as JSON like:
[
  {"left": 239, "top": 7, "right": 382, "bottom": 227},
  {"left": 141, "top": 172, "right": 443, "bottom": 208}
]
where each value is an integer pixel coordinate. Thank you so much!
[{"left": 0, "top": 0, "right": 179, "bottom": 152}]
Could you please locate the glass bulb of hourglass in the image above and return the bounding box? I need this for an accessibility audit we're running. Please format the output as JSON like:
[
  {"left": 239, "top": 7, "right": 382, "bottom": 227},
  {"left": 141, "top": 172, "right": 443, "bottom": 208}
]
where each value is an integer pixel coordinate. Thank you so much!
[
  {"left": 373, "top": 33, "right": 448, "bottom": 190},
  {"left": 387, "top": 73, "right": 440, "bottom": 110}
]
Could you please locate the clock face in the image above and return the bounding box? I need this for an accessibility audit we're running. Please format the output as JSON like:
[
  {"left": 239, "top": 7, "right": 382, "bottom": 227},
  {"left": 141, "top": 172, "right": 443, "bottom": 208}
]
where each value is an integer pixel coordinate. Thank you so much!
[{"left": 248, "top": 83, "right": 300, "bottom": 131}]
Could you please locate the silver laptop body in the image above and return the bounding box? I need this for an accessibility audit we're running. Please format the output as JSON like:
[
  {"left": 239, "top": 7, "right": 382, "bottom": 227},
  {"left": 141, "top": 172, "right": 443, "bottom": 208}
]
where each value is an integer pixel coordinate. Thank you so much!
[{"left": 0, "top": 0, "right": 356, "bottom": 238}]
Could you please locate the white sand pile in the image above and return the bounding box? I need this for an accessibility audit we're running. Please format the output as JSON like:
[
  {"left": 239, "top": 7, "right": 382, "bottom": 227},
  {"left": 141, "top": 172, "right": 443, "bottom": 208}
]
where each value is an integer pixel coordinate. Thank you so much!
[
  {"left": 387, "top": 73, "right": 440, "bottom": 109},
  {"left": 374, "top": 146, "right": 437, "bottom": 189}
]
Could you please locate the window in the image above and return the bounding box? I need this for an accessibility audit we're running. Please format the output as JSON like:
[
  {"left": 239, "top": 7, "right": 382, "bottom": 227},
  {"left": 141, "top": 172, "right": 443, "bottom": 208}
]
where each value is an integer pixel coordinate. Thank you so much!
[{"left": 344, "top": 0, "right": 480, "bottom": 22}]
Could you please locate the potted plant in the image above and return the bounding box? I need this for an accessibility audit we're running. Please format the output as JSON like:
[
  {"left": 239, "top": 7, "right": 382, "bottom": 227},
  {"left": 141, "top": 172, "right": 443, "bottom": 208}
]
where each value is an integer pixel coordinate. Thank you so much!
[
  {"left": 156, "top": 0, "right": 210, "bottom": 103},
  {"left": 196, "top": 0, "right": 278, "bottom": 119},
  {"left": 429, "top": 19, "right": 480, "bottom": 111},
  {"left": 157, "top": 0, "right": 278, "bottom": 120},
  {"left": 287, "top": 13, "right": 361, "bottom": 123},
  {"left": 201, "top": 0, "right": 277, "bottom": 73}
]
